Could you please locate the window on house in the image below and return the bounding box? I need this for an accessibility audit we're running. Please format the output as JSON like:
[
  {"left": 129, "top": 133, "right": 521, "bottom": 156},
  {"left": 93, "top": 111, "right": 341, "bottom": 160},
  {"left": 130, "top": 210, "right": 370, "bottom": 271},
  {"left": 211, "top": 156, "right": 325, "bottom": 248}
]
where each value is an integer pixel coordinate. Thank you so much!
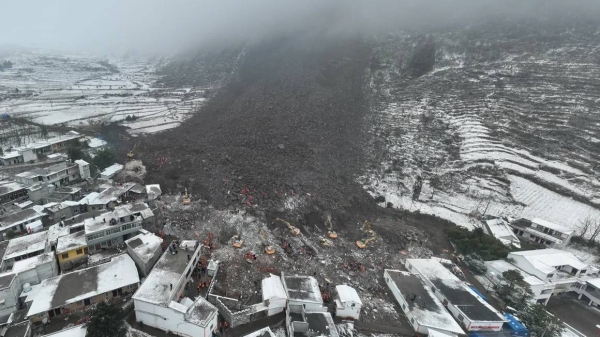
[
  {"left": 76, "top": 249, "right": 83, "bottom": 255},
  {"left": 84, "top": 247, "right": 88, "bottom": 254},
  {"left": 62, "top": 253, "right": 69, "bottom": 259}
]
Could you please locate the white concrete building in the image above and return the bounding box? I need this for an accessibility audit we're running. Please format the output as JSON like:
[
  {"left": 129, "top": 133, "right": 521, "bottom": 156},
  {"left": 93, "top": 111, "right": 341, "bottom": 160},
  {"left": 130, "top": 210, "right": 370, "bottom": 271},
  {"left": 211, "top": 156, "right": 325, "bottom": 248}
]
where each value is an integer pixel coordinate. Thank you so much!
[
  {"left": 125, "top": 230, "right": 163, "bottom": 277},
  {"left": 406, "top": 259, "right": 506, "bottom": 332},
  {"left": 1, "top": 231, "right": 50, "bottom": 270},
  {"left": 508, "top": 249, "right": 589, "bottom": 293},
  {"left": 262, "top": 274, "right": 287, "bottom": 316},
  {"left": 0, "top": 273, "right": 19, "bottom": 316},
  {"left": 100, "top": 163, "right": 124, "bottom": 179},
  {"left": 334, "top": 285, "right": 362, "bottom": 320},
  {"left": 243, "top": 327, "right": 276, "bottom": 337},
  {"left": 484, "top": 259, "right": 554, "bottom": 305},
  {"left": 385, "top": 269, "right": 464, "bottom": 337},
  {"left": 133, "top": 241, "right": 219, "bottom": 337},
  {"left": 510, "top": 218, "right": 574, "bottom": 247},
  {"left": 1, "top": 320, "right": 31, "bottom": 337},
  {"left": 15, "top": 162, "right": 80, "bottom": 187},
  {"left": 26, "top": 254, "right": 139, "bottom": 322},
  {"left": 0, "top": 208, "right": 45, "bottom": 239},
  {"left": 484, "top": 217, "right": 521, "bottom": 248},
  {"left": 282, "top": 273, "right": 324, "bottom": 313},
  {"left": 0, "top": 181, "right": 28, "bottom": 206},
  {"left": 74, "top": 160, "right": 90, "bottom": 180}
]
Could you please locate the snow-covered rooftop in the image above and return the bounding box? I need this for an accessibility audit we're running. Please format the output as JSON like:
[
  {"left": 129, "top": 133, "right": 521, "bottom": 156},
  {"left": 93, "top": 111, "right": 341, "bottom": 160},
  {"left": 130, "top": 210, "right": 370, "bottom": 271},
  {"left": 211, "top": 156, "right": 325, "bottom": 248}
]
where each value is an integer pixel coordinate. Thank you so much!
[
  {"left": 0, "top": 181, "right": 26, "bottom": 196},
  {"left": 133, "top": 241, "right": 199, "bottom": 305},
  {"left": 485, "top": 218, "right": 521, "bottom": 246},
  {"left": 0, "top": 208, "right": 44, "bottom": 227},
  {"left": 41, "top": 324, "right": 86, "bottom": 337},
  {"left": 586, "top": 278, "right": 600, "bottom": 289},
  {"left": 262, "top": 274, "right": 287, "bottom": 301},
  {"left": 385, "top": 270, "right": 464, "bottom": 335},
  {"left": 336, "top": 285, "right": 362, "bottom": 305},
  {"left": 74, "top": 159, "right": 88, "bottom": 166},
  {"left": 56, "top": 231, "right": 87, "bottom": 254},
  {"left": 86, "top": 182, "right": 135, "bottom": 205},
  {"left": 0, "top": 151, "right": 21, "bottom": 159},
  {"left": 243, "top": 327, "right": 276, "bottom": 337},
  {"left": 24, "top": 133, "right": 80, "bottom": 151},
  {"left": 100, "top": 163, "right": 124, "bottom": 178},
  {"left": 509, "top": 249, "right": 587, "bottom": 274},
  {"left": 12, "top": 252, "right": 55, "bottom": 273},
  {"left": 78, "top": 192, "right": 99, "bottom": 205},
  {"left": 87, "top": 138, "right": 107, "bottom": 149},
  {"left": 145, "top": 184, "right": 162, "bottom": 200},
  {"left": 184, "top": 296, "right": 218, "bottom": 327},
  {"left": 0, "top": 272, "right": 16, "bottom": 289},
  {"left": 26, "top": 254, "right": 139, "bottom": 317},
  {"left": 84, "top": 202, "right": 151, "bottom": 234},
  {"left": 282, "top": 274, "right": 323, "bottom": 304},
  {"left": 3, "top": 231, "right": 48, "bottom": 261},
  {"left": 407, "top": 259, "right": 505, "bottom": 323},
  {"left": 47, "top": 223, "right": 71, "bottom": 245},
  {"left": 484, "top": 260, "right": 545, "bottom": 286},
  {"left": 531, "top": 218, "right": 574, "bottom": 235},
  {"left": 15, "top": 162, "right": 75, "bottom": 179},
  {"left": 125, "top": 231, "right": 163, "bottom": 264}
]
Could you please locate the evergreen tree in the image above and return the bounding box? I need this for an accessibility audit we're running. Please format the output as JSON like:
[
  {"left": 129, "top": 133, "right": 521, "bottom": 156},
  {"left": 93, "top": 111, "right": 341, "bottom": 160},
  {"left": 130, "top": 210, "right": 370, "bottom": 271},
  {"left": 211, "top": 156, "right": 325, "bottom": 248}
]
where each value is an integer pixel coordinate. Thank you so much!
[
  {"left": 92, "top": 149, "right": 116, "bottom": 170},
  {"left": 86, "top": 302, "right": 127, "bottom": 337},
  {"left": 519, "top": 304, "right": 564, "bottom": 337}
]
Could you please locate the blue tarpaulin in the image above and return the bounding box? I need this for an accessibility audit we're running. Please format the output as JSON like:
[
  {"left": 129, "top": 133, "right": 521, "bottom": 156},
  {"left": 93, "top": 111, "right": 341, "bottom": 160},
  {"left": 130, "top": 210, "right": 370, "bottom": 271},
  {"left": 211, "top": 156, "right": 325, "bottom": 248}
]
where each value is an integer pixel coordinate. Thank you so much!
[
  {"left": 503, "top": 313, "right": 529, "bottom": 337},
  {"left": 469, "top": 285, "right": 489, "bottom": 302}
]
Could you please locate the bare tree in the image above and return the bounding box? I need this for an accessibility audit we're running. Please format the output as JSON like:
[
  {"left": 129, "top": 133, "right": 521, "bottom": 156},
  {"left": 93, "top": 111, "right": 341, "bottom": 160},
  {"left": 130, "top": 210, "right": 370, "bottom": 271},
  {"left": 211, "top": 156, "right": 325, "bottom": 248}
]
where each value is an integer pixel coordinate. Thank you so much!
[
  {"left": 589, "top": 219, "right": 600, "bottom": 244},
  {"left": 579, "top": 216, "right": 594, "bottom": 238}
]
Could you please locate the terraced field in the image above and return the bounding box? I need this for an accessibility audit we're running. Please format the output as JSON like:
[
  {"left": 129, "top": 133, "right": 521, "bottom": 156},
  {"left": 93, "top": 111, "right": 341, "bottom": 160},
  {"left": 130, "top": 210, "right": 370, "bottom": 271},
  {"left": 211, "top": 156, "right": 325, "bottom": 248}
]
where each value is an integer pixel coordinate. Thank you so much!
[{"left": 361, "top": 21, "right": 600, "bottom": 232}]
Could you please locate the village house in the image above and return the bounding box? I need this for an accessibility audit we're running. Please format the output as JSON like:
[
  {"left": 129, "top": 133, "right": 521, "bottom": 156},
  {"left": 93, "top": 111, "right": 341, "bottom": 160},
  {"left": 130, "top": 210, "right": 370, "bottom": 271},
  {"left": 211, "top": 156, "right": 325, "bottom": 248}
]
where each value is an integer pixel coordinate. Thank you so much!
[
  {"left": 244, "top": 327, "right": 276, "bottom": 337},
  {"left": 483, "top": 259, "right": 555, "bottom": 305},
  {"left": 334, "top": 285, "right": 362, "bottom": 320},
  {"left": 507, "top": 249, "right": 594, "bottom": 294},
  {"left": 84, "top": 137, "right": 107, "bottom": 157},
  {"left": 286, "top": 303, "right": 339, "bottom": 337},
  {"left": 1, "top": 320, "right": 31, "bottom": 337},
  {"left": 56, "top": 231, "right": 88, "bottom": 271},
  {"left": 484, "top": 217, "right": 521, "bottom": 248},
  {"left": 385, "top": 269, "right": 464, "bottom": 337},
  {"left": 43, "top": 201, "right": 84, "bottom": 224},
  {"left": 0, "top": 181, "right": 28, "bottom": 207},
  {"left": 74, "top": 159, "right": 91, "bottom": 180},
  {"left": 0, "top": 131, "right": 83, "bottom": 166},
  {"left": 26, "top": 254, "right": 139, "bottom": 322},
  {"left": 406, "top": 258, "right": 507, "bottom": 332},
  {"left": 1, "top": 231, "right": 50, "bottom": 270},
  {"left": 84, "top": 203, "right": 154, "bottom": 253},
  {"left": 133, "top": 241, "right": 219, "bottom": 336},
  {"left": 0, "top": 273, "right": 19, "bottom": 317},
  {"left": 145, "top": 184, "right": 162, "bottom": 203},
  {"left": 100, "top": 163, "right": 124, "bottom": 179},
  {"left": 41, "top": 324, "right": 86, "bottom": 337},
  {"left": 262, "top": 274, "right": 288, "bottom": 316},
  {"left": 281, "top": 273, "right": 324, "bottom": 312},
  {"left": 509, "top": 218, "right": 574, "bottom": 248},
  {"left": 125, "top": 230, "right": 163, "bottom": 277},
  {"left": 0, "top": 208, "right": 45, "bottom": 239},
  {"left": 15, "top": 162, "right": 80, "bottom": 188},
  {"left": 83, "top": 182, "right": 136, "bottom": 211}
]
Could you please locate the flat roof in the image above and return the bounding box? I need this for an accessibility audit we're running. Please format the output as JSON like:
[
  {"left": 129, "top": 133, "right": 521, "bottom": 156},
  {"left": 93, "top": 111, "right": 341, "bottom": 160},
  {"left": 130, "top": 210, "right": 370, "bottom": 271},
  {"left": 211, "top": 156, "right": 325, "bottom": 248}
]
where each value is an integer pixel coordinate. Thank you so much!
[
  {"left": 0, "top": 181, "right": 26, "bottom": 196},
  {"left": 184, "top": 296, "right": 218, "bottom": 327},
  {"left": 87, "top": 138, "right": 107, "bottom": 149},
  {"left": 27, "top": 254, "right": 139, "bottom": 317},
  {"left": 485, "top": 218, "right": 520, "bottom": 242},
  {"left": 133, "top": 242, "right": 199, "bottom": 305},
  {"left": 531, "top": 218, "right": 573, "bottom": 234},
  {"left": 12, "top": 252, "right": 55, "bottom": 273},
  {"left": 4, "top": 231, "right": 48, "bottom": 260},
  {"left": 283, "top": 274, "right": 323, "bottom": 304},
  {"left": 385, "top": 270, "right": 464, "bottom": 334},
  {"left": 262, "top": 274, "right": 287, "bottom": 301},
  {"left": 125, "top": 231, "right": 163, "bottom": 264},
  {"left": 56, "top": 231, "right": 87, "bottom": 254},
  {"left": 15, "top": 162, "right": 75, "bottom": 179},
  {"left": 87, "top": 182, "right": 136, "bottom": 205},
  {"left": 100, "top": 163, "right": 124, "bottom": 177},
  {"left": 3, "top": 321, "right": 30, "bottom": 337},
  {"left": 25, "top": 133, "right": 80, "bottom": 151},
  {"left": 484, "top": 260, "right": 545, "bottom": 286},
  {"left": 304, "top": 312, "right": 338, "bottom": 337},
  {"left": 407, "top": 259, "right": 505, "bottom": 323},
  {"left": 0, "top": 151, "right": 21, "bottom": 159},
  {"left": 84, "top": 202, "right": 151, "bottom": 234},
  {"left": 146, "top": 184, "right": 162, "bottom": 199},
  {"left": 0, "top": 208, "right": 43, "bottom": 227},
  {"left": 509, "top": 249, "right": 587, "bottom": 274},
  {"left": 41, "top": 324, "right": 86, "bottom": 337},
  {"left": 47, "top": 223, "right": 71, "bottom": 244}
]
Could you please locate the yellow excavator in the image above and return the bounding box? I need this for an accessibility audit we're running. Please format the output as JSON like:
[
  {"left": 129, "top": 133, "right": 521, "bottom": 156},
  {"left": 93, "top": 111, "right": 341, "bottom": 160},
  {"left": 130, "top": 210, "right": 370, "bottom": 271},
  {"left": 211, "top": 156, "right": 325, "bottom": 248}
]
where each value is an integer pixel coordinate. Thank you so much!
[
  {"left": 259, "top": 228, "right": 276, "bottom": 255},
  {"left": 127, "top": 141, "right": 139, "bottom": 159},
  {"left": 323, "top": 212, "right": 338, "bottom": 239},
  {"left": 182, "top": 188, "right": 191, "bottom": 205},
  {"left": 356, "top": 220, "right": 377, "bottom": 249},
  {"left": 273, "top": 218, "right": 301, "bottom": 236}
]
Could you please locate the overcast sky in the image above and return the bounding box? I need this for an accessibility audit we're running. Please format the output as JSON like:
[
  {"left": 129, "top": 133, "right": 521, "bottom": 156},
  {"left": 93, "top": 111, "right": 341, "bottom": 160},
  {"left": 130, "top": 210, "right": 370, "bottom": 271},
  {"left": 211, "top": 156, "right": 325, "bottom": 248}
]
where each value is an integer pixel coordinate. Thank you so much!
[{"left": 1, "top": 0, "right": 599, "bottom": 54}]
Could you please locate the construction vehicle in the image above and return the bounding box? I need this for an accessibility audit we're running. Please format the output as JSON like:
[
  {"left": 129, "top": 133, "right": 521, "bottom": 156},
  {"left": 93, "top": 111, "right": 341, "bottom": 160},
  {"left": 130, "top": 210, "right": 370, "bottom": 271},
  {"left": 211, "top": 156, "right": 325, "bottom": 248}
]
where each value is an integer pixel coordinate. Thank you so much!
[
  {"left": 273, "top": 218, "right": 300, "bottom": 236},
  {"left": 319, "top": 237, "right": 332, "bottom": 247},
  {"left": 259, "top": 228, "right": 276, "bottom": 255},
  {"left": 245, "top": 251, "right": 257, "bottom": 263},
  {"left": 127, "top": 141, "right": 139, "bottom": 159},
  {"left": 232, "top": 235, "right": 243, "bottom": 248},
  {"left": 323, "top": 212, "right": 338, "bottom": 239},
  {"left": 182, "top": 188, "right": 191, "bottom": 205},
  {"left": 356, "top": 220, "right": 377, "bottom": 249}
]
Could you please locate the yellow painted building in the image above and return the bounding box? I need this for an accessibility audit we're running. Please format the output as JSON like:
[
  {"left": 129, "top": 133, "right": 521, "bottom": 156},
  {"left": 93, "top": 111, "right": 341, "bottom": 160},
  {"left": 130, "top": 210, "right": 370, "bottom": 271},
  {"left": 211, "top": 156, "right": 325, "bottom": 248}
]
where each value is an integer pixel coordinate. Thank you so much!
[{"left": 56, "top": 231, "right": 88, "bottom": 271}]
